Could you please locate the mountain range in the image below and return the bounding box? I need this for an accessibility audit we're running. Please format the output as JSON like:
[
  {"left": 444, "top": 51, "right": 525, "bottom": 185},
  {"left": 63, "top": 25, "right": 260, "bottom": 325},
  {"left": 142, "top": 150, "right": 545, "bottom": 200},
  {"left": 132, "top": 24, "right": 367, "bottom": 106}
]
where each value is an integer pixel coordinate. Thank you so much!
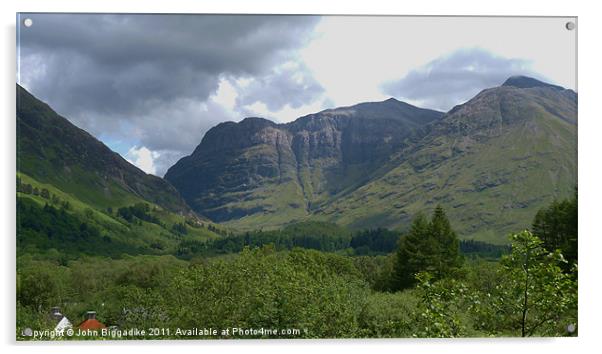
[
  {"left": 165, "top": 76, "right": 577, "bottom": 243},
  {"left": 17, "top": 75, "right": 577, "bottom": 245}
]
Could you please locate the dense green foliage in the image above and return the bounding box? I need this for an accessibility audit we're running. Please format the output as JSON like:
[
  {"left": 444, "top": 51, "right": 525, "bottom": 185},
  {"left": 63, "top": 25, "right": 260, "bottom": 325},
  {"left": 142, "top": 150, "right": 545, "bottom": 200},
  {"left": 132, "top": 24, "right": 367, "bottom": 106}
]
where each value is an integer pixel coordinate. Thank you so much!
[
  {"left": 17, "top": 249, "right": 371, "bottom": 339},
  {"left": 459, "top": 240, "right": 510, "bottom": 259},
  {"left": 177, "top": 220, "right": 501, "bottom": 260},
  {"left": 496, "top": 231, "right": 577, "bottom": 336},
  {"left": 467, "top": 231, "right": 577, "bottom": 336},
  {"left": 17, "top": 229, "right": 577, "bottom": 340},
  {"left": 350, "top": 228, "right": 400, "bottom": 255},
  {"left": 393, "top": 206, "right": 463, "bottom": 290},
  {"left": 176, "top": 221, "right": 352, "bottom": 258},
  {"left": 17, "top": 179, "right": 577, "bottom": 340},
  {"left": 532, "top": 193, "right": 578, "bottom": 265},
  {"left": 16, "top": 178, "right": 221, "bottom": 260},
  {"left": 17, "top": 197, "right": 141, "bottom": 258}
]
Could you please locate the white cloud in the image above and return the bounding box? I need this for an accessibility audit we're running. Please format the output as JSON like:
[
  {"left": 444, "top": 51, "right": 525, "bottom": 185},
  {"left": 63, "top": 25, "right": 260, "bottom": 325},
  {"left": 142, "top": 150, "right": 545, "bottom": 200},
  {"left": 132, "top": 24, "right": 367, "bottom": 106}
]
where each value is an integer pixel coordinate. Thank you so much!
[
  {"left": 211, "top": 78, "right": 238, "bottom": 111},
  {"left": 301, "top": 16, "right": 576, "bottom": 108},
  {"left": 125, "top": 146, "right": 160, "bottom": 175},
  {"left": 381, "top": 48, "right": 539, "bottom": 111},
  {"left": 240, "top": 99, "right": 330, "bottom": 123}
]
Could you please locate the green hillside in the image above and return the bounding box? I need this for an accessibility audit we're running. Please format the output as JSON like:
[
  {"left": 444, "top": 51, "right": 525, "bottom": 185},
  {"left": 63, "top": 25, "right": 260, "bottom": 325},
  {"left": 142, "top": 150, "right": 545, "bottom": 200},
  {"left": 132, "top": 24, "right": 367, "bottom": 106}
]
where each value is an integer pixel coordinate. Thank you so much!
[
  {"left": 16, "top": 85, "right": 225, "bottom": 258},
  {"left": 17, "top": 84, "right": 192, "bottom": 214},
  {"left": 17, "top": 172, "right": 223, "bottom": 259},
  {"left": 318, "top": 83, "right": 577, "bottom": 243}
]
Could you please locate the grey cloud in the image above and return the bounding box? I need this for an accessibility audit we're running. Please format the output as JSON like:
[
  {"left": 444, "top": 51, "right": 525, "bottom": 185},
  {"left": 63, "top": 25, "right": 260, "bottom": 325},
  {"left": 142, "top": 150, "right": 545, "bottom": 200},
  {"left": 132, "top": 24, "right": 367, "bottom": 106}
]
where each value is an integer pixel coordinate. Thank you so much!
[
  {"left": 235, "top": 62, "right": 324, "bottom": 112},
  {"left": 18, "top": 14, "right": 321, "bottom": 175},
  {"left": 153, "top": 150, "right": 191, "bottom": 179},
  {"left": 381, "top": 48, "right": 546, "bottom": 112}
]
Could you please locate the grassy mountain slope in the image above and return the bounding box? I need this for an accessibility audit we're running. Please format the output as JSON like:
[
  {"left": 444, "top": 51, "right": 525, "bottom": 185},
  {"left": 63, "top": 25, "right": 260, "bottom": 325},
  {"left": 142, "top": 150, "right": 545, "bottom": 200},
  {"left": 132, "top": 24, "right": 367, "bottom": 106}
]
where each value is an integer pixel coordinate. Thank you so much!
[
  {"left": 17, "top": 84, "right": 191, "bottom": 215},
  {"left": 16, "top": 85, "right": 224, "bottom": 257},
  {"left": 317, "top": 79, "right": 577, "bottom": 243},
  {"left": 17, "top": 172, "right": 222, "bottom": 258}
]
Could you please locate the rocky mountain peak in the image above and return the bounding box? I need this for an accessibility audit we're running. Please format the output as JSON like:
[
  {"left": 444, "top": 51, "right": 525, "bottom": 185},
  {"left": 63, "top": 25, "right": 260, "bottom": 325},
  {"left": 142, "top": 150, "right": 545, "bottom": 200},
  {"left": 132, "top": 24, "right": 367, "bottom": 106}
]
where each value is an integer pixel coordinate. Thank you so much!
[{"left": 502, "top": 75, "right": 565, "bottom": 90}]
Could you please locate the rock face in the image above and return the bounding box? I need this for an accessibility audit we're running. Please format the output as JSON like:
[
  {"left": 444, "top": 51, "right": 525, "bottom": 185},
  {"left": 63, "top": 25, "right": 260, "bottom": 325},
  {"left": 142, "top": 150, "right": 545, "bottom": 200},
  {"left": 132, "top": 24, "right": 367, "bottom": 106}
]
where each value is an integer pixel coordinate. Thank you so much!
[
  {"left": 164, "top": 99, "right": 443, "bottom": 226},
  {"left": 165, "top": 77, "right": 577, "bottom": 243},
  {"left": 17, "top": 84, "right": 192, "bottom": 215}
]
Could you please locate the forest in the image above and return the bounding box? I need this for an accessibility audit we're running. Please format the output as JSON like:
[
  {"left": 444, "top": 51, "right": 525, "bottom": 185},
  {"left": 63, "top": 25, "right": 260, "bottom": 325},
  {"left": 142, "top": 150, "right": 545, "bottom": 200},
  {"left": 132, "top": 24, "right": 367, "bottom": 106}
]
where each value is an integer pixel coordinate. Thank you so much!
[{"left": 16, "top": 192, "right": 578, "bottom": 339}]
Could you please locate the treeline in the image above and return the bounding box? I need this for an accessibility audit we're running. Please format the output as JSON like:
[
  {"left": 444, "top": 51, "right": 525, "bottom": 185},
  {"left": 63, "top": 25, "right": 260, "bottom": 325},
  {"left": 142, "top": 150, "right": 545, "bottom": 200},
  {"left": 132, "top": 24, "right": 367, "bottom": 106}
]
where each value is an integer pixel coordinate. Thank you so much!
[
  {"left": 460, "top": 240, "right": 510, "bottom": 259},
  {"left": 176, "top": 221, "right": 353, "bottom": 257},
  {"left": 17, "top": 186, "right": 228, "bottom": 260},
  {"left": 177, "top": 220, "right": 507, "bottom": 259},
  {"left": 176, "top": 222, "right": 403, "bottom": 258},
  {"left": 17, "top": 177, "right": 72, "bottom": 210}
]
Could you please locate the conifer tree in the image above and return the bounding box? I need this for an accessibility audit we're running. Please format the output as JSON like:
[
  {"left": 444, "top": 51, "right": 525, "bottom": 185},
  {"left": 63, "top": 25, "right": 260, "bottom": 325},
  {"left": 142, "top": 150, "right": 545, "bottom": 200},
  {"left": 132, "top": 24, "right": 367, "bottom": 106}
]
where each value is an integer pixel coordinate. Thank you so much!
[
  {"left": 393, "top": 205, "right": 463, "bottom": 290},
  {"left": 430, "top": 205, "right": 463, "bottom": 277},
  {"left": 394, "top": 213, "right": 434, "bottom": 289}
]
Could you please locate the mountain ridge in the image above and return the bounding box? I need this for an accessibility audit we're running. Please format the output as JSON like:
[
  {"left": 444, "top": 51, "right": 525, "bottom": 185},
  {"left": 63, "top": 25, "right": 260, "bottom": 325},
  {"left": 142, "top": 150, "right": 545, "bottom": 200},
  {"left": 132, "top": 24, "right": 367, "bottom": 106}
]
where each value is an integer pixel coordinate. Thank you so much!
[
  {"left": 315, "top": 77, "right": 577, "bottom": 242},
  {"left": 165, "top": 76, "right": 576, "bottom": 243},
  {"left": 17, "top": 84, "right": 195, "bottom": 216},
  {"left": 165, "top": 97, "right": 443, "bottom": 226}
]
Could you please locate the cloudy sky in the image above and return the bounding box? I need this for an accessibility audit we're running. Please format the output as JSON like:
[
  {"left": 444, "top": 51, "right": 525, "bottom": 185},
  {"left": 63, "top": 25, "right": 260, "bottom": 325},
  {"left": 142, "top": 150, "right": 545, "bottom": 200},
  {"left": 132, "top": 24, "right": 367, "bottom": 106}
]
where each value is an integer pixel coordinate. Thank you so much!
[{"left": 17, "top": 14, "right": 576, "bottom": 176}]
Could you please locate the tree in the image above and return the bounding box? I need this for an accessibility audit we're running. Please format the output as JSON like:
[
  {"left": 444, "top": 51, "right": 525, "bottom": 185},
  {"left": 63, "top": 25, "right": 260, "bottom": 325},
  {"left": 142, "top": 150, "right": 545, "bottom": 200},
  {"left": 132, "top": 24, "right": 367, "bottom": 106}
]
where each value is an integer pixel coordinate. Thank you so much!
[
  {"left": 40, "top": 188, "right": 50, "bottom": 199},
  {"left": 532, "top": 192, "right": 577, "bottom": 265},
  {"left": 17, "top": 269, "right": 59, "bottom": 310},
  {"left": 21, "top": 183, "right": 33, "bottom": 194},
  {"left": 393, "top": 213, "right": 435, "bottom": 289},
  {"left": 430, "top": 205, "right": 463, "bottom": 274},
  {"left": 84, "top": 208, "right": 94, "bottom": 219},
  {"left": 413, "top": 272, "right": 468, "bottom": 337},
  {"left": 491, "top": 231, "right": 577, "bottom": 337},
  {"left": 393, "top": 206, "right": 463, "bottom": 290},
  {"left": 171, "top": 222, "right": 188, "bottom": 235}
]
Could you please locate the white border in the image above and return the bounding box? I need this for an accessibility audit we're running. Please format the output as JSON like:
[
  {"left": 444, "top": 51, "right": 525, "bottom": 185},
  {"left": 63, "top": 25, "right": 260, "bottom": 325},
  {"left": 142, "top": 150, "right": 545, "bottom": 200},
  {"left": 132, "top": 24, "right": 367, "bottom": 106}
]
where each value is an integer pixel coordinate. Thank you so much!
[{"left": 2, "top": 1, "right": 601, "bottom": 354}]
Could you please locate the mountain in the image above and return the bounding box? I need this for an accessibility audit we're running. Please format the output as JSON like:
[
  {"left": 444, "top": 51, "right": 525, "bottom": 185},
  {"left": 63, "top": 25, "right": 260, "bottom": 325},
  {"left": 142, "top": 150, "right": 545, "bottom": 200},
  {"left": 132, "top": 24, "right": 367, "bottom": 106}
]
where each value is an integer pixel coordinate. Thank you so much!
[
  {"left": 501, "top": 75, "right": 566, "bottom": 90},
  {"left": 317, "top": 78, "right": 577, "bottom": 242},
  {"left": 165, "top": 77, "right": 577, "bottom": 243},
  {"left": 164, "top": 99, "right": 443, "bottom": 229},
  {"left": 16, "top": 84, "right": 226, "bottom": 258},
  {"left": 17, "top": 84, "right": 191, "bottom": 215}
]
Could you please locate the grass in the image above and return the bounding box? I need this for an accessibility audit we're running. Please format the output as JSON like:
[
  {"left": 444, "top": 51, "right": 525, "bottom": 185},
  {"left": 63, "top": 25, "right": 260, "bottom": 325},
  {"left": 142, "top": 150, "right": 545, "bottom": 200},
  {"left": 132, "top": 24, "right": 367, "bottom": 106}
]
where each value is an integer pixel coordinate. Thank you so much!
[
  {"left": 17, "top": 172, "right": 222, "bottom": 257},
  {"left": 315, "top": 112, "right": 577, "bottom": 244}
]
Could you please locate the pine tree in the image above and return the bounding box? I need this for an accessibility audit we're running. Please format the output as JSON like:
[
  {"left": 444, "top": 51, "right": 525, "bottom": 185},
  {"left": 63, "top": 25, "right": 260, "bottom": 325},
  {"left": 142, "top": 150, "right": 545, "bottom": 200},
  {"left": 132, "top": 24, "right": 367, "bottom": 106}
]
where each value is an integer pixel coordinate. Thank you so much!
[
  {"left": 430, "top": 205, "right": 463, "bottom": 277},
  {"left": 393, "top": 206, "right": 463, "bottom": 290},
  {"left": 394, "top": 213, "right": 434, "bottom": 289}
]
